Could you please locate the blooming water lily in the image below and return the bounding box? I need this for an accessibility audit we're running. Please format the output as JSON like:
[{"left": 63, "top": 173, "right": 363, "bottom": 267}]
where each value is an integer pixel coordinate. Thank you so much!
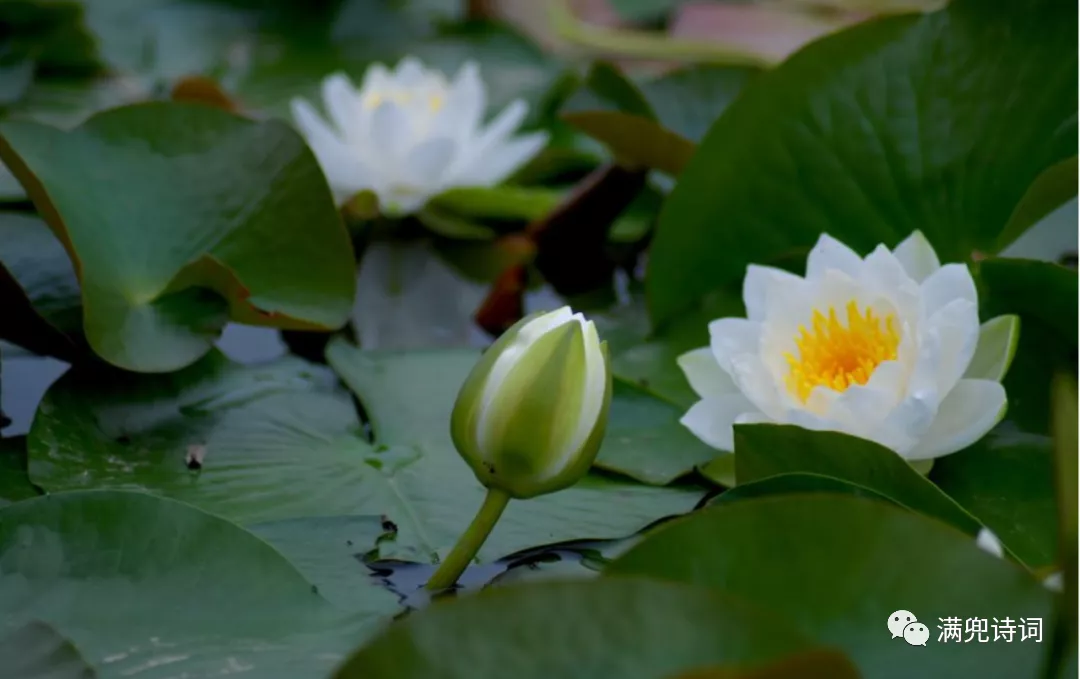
[
  {"left": 291, "top": 57, "right": 549, "bottom": 214},
  {"left": 679, "top": 231, "right": 1014, "bottom": 461}
]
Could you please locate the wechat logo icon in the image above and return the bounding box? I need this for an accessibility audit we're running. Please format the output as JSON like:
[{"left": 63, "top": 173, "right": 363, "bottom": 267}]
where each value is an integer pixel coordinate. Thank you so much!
[{"left": 888, "top": 610, "right": 928, "bottom": 646}]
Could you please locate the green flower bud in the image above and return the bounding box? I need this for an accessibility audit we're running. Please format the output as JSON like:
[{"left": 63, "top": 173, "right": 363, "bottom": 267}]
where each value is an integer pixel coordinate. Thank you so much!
[{"left": 450, "top": 306, "right": 613, "bottom": 499}]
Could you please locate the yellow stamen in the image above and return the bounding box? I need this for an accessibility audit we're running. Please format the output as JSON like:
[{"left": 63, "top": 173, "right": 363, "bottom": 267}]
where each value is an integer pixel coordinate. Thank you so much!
[{"left": 784, "top": 300, "right": 900, "bottom": 403}]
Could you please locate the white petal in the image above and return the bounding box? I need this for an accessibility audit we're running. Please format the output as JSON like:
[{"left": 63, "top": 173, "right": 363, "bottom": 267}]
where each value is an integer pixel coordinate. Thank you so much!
[
  {"left": 291, "top": 98, "right": 373, "bottom": 201},
  {"left": 394, "top": 56, "right": 427, "bottom": 85},
  {"left": 806, "top": 233, "right": 864, "bottom": 281},
  {"left": 920, "top": 263, "right": 977, "bottom": 318},
  {"left": 370, "top": 101, "right": 413, "bottom": 163},
  {"left": 477, "top": 99, "right": 528, "bottom": 145},
  {"left": 976, "top": 528, "right": 1005, "bottom": 558},
  {"left": 292, "top": 98, "right": 343, "bottom": 152},
  {"left": 742, "top": 264, "right": 803, "bottom": 322},
  {"left": 680, "top": 395, "right": 758, "bottom": 452},
  {"left": 321, "top": 72, "right": 360, "bottom": 136},
  {"left": 919, "top": 298, "right": 981, "bottom": 394},
  {"left": 405, "top": 137, "right": 457, "bottom": 189},
  {"left": 810, "top": 362, "right": 910, "bottom": 452},
  {"left": 963, "top": 315, "right": 1020, "bottom": 382},
  {"left": 728, "top": 353, "right": 787, "bottom": 419},
  {"left": 881, "top": 389, "right": 938, "bottom": 455},
  {"left": 549, "top": 318, "right": 607, "bottom": 478},
  {"left": 862, "top": 244, "right": 916, "bottom": 291},
  {"left": 892, "top": 230, "right": 940, "bottom": 283},
  {"left": 360, "top": 63, "right": 392, "bottom": 92},
  {"left": 435, "top": 60, "right": 485, "bottom": 139},
  {"left": 906, "top": 379, "right": 1007, "bottom": 460},
  {"left": 833, "top": 360, "right": 906, "bottom": 420},
  {"left": 454, "top": 132, "right": 547, "bottom": 187},
  {"left": 708, "top": 318, "right": 761, "bottom": 374},
  {"left": 677, "top": 347, "right": 739, "bottom": 398}
]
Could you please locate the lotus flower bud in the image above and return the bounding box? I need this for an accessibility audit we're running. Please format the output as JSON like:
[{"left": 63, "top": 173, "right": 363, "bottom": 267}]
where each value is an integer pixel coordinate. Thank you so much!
[{"left": 450, "top": 307, "right": 612, "bottom": 499}]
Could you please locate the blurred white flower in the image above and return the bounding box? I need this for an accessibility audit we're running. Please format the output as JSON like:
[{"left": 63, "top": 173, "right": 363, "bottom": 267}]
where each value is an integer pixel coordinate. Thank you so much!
[
  {"left": 678, "top": 231, "right": 1013, "bottom": 461},
  {"left": 291, "top": 57, "right": 548, "bottom": 214}
]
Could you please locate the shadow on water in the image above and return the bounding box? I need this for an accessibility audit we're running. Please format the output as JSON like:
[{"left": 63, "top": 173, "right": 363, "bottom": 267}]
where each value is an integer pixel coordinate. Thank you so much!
[{"left": 363, "top": 537, "right": 636, "bottom": 611}]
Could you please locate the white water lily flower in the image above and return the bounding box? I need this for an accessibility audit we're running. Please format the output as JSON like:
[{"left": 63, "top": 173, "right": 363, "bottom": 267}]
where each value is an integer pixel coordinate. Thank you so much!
[
  {"left": 679, "top": 231, "right": 1014, "bottom": 461},
  {"left": 291, "top": 57, "right": 549, "bottom": 214}
]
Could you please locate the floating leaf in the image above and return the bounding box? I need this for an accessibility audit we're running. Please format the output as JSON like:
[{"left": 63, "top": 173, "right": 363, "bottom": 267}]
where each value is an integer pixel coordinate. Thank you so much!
[
  {"left": 0, "top": 102, "right": 355, "bottom": 372},
  {"left": 247, "top": 515, "right": 400, "bottom": 614},
  {"left": 708, "top": 471, "right": 893, "bottom": 507},
  {"left": 999, "top": 157, "right": 1079, "bottom": 251},
  {"left": 333, "top": 578, "right": 816, "bottom": 679},
  {"left": 734, "top": 424, "right": 982, "bottom": 537},
  {"left": 0, "top": 489, "right": 397, "bottom": 678},
  {"left": 648, "top": 0, "right": 1077, "bottom": 326},
  {"left": 326, "top": 341, "right": 708, "bottom": 561},
  {"left": 980, "top": 258, "right": 1078, "bottom": 434},
  {"left": 0, "top": 621, "right": 95, "bottom": 679},
  {"left": 27, "top": 349, "right": 703, "bottom": 564},
  {"left": 595, "top": 379, "right": 717, "bottom": 485},
  {"left": 931, "top": 428, "right": 1058, "bottom": 569},
  {"left": 0, "top": 212, "right": 82, "bottom": 360},
  {"left": 609, "top": 494, "right": 1055, "bottom": 678},
  {"left": 0, "top": 437, "right": 37, "bottom": 506},
  {"left": 665, "top": 649, "right": 860, "bottom": 679}
]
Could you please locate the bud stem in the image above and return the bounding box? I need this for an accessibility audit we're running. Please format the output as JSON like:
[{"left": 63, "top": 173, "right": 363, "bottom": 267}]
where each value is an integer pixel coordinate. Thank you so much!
[{"left": 426, "top": 487, "right": 512, "bottom": 591}]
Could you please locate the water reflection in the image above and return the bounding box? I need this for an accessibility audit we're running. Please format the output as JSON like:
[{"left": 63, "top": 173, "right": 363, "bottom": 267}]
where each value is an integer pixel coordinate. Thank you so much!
[{"left": 364, "top": 536, "right": 638, "bottom": 611}]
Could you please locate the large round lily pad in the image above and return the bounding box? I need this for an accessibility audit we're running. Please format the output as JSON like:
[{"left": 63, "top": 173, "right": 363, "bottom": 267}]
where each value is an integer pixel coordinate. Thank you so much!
[{"left": 0, "top": 102, "right": 355, "bottom": 372}]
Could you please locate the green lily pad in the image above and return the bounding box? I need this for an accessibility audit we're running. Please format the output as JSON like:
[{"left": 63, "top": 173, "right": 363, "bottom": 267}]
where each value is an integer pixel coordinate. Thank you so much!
[
  {"left": 647, "top": 0, "right": 1077, "bottom": 326},
  {"left": 608, "top": 494, "right": 1055, "bottom": 679},
  {"left": 27, "top": 349, "right": 703, "bottom": 563},
  {"left": 1050, "top": 374, "right": 1078, "bottom": 674},
  {"left": 568, "top": 62, "right": 655, "bottom": 119},
  {"left": 930, "top": 428, "right": 1058, "bottom": 569},
  {"left": 325, "top": 341, "right": 708, "bottom": 561},
  {"left": 664, "top": 649, "right": 861, "bottom": 679},
  {"left": 0, "top": 436, "right": 38, "bottom": 506},
  {"left": 0, "top": 212, "right": 83, "bottom": 360},
  {"left": 734, "top": 424, "right": 982, "bottom": 537},
  {"left": 563, "top": 63, "right": 750, "bottom": 175},
  {"left": 980, "top": 258, "right": 1078, "bottom": 434},
  {"left": 708, "top": 471, "right": 894, "bottom": 508},
  {"left": 592, "top": 289, "right": 745, "bottom": 409},
  {"left": 27, "top": 352, "right": 377, "bottom": 523},
  {"left": 0, "top": 621, "right": 95, "bottom": 679},
  {"left": 637, "top": 65, "right": 752, "bottom": 144},
  {"left": 999, "top": 157, "right": 1079, "bottom": 251},
  {"left": 332, "top": 578, "right": 816, "bottom": 679},
  {"left": 0, "top": 489, "right": 396, "bottom": 678},
  {"left": 247, "top": 515, "right": 400, "bottom": 615},
  {"left": 595, "top": 379, "right": 717, "bottom": 485},
  {"left": 980, "top": 258, "right": 1078, "bottom": 345},
  {"left": 0, "top": 102, "right": 355, "bottom": 372},
  {"left": 561, "top": 111, "right": 695, "bottom": 175}
]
